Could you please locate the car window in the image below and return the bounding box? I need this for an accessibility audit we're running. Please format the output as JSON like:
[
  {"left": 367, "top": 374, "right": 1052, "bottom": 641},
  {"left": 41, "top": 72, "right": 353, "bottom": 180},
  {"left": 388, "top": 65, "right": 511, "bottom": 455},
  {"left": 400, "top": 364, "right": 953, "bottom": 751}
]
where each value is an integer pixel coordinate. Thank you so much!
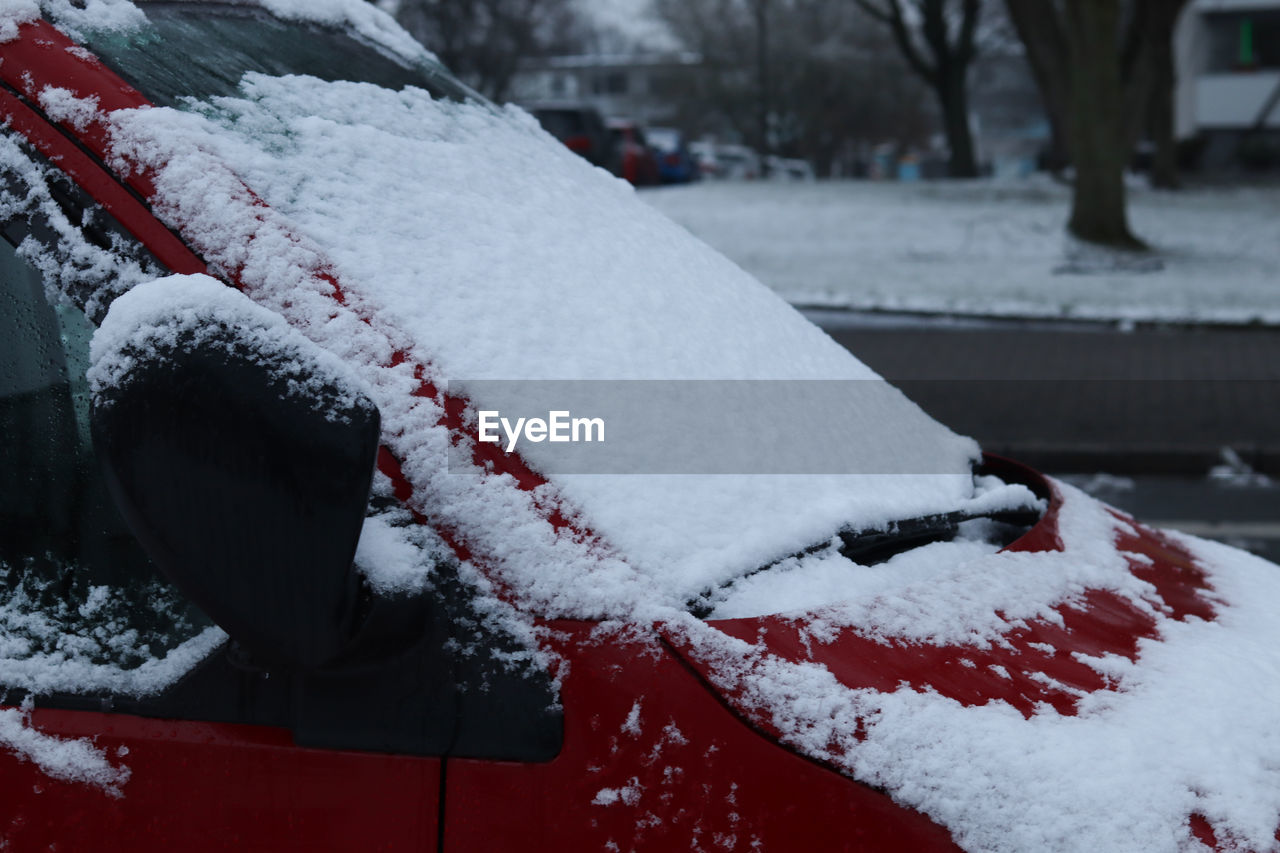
[
  {"left": 646, "top": 128, "right": 678, "bottom": 151},
  {"left": 532, "top": 108, "right": 586, "bottom": 140},
  {"left": 0, "top": 197, "right": 212, "bottom": 681},
  {"left": 75, "top": 2, "right": 476, "bottom": 109}
]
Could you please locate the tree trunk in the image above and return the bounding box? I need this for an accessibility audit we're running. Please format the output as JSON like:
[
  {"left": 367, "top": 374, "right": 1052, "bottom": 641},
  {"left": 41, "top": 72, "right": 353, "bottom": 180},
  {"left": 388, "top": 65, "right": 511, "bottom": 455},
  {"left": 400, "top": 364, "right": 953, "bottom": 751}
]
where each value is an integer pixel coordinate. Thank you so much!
[
  {"left": 1148, "top": 46, "right": 1179, "bottom": 188},
  {"left": 937, "top": 70, "right": 979, "bottom": 177},
  {"left": 1146, "top": 0, "right": 1190, "bottom": 189},
  {"left": 1063, "top": 0, "right": 1144, "bottom": 249},
  {"left": 1004, "top": 0, "right": 1072, "bottom": 172}
]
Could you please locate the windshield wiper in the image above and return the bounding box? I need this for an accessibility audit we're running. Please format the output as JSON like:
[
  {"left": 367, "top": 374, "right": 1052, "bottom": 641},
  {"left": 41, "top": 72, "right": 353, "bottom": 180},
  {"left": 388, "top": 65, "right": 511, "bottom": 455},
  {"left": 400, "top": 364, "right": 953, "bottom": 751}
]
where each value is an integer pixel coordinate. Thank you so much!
[{"left": 686, "top": 503, "right": 1043, "bottom": 619}]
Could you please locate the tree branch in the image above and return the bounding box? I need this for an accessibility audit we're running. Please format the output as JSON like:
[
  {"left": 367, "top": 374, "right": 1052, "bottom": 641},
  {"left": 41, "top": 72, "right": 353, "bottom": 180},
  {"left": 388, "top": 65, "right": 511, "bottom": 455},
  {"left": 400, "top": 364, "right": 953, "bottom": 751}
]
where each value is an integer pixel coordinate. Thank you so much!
[{"left": 854, "top": 0, "right": 938, "bottom": 83}]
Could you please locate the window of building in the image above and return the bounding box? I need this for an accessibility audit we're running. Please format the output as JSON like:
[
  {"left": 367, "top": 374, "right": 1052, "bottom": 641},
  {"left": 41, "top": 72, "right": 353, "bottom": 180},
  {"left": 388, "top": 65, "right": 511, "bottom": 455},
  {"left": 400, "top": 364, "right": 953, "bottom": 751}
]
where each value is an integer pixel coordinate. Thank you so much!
[{"left": 1207, "top": 11, "right": 1280, "bottom": 71}]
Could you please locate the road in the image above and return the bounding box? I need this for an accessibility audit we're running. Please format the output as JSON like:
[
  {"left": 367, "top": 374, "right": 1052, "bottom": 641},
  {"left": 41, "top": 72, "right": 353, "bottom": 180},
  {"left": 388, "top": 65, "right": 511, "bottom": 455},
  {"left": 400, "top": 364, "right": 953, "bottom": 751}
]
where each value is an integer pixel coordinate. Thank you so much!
[
  {"left": 809, "top": 309, "right": 1280, "bottom": 474},
  {"left": 808, "top": 310, "right": 1280, "bottom": 562}
]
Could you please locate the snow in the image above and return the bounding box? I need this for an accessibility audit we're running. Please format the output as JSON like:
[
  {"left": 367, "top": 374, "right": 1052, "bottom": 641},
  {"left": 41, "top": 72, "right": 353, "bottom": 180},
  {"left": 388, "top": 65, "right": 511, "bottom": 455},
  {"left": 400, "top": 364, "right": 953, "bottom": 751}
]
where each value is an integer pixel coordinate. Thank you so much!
[
  {"left": 250, "top": 0, "right": 442, "bottom": 66},
  {"left": 0, "top": 131, "right": 163, "bottom": 323},
  {"left": 0, "top": 0, "right": 38, "bottom": 42},
  {"left": 707, "top": 527, "right": 1009, "bottom": 619},
  {"left": 714, "top": 481, "right": 1144, "bottom": 646},
  {"left": 37, "top": 85, "right": 100, "bottom": 131},
  {"left": 669, "top": 482, "right": 1280, "bottom": 852},
  {"left": 100, "top": 70, "right": 991, "bottom": 612},
  {"left": 1208, "top": 447, "right": 1273, "bottom": 487},
  {"left": 87, "top": 273, "right": 373, "bottom": 425},
  {"left": 643, "top": 180, "right": 1280, "bottom": 326},
  {"left": 0, "top": 702, "right": 130, "bottom": 797},
  {"left": 0, "top": 551, "right": 226, "bottom": 696},
  {"left": 353, "top": 508, "right": 445, "bottom": 595}
]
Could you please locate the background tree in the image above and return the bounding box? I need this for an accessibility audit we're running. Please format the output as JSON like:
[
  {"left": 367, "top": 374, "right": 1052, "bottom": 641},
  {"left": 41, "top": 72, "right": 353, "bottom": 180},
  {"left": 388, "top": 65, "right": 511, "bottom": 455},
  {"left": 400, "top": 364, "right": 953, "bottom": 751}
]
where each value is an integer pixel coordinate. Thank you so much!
[
  {"left": 381, "top": 0, "right": 590, "bottom": 102},
  {"left": 1004, "top": 0, "right": 1191, "bottom": 248},
  {"left": 653, "top": 0, "right": 935, "bottom": 174},
  {"left": 850, "top": 0, "right": 984, "bottom": 177}
]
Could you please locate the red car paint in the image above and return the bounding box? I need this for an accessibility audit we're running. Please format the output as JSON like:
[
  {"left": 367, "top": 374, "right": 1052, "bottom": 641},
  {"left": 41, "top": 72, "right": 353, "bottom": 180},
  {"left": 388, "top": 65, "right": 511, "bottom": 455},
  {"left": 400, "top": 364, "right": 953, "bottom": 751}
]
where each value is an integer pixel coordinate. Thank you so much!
[
  {"left": 1, "top": 711, "right": 440, "bottom": 851},
  {"left": 0, "top": 12, "right": 1254, "bottom": 852}
]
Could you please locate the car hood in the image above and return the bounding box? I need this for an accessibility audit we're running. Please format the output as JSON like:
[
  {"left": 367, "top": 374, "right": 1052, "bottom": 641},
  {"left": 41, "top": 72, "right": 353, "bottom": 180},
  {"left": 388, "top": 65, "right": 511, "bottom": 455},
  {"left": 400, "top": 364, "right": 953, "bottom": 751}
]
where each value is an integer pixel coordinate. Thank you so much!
[{"left": 659, "top": 461, "right": 1280, "bottom": 852}]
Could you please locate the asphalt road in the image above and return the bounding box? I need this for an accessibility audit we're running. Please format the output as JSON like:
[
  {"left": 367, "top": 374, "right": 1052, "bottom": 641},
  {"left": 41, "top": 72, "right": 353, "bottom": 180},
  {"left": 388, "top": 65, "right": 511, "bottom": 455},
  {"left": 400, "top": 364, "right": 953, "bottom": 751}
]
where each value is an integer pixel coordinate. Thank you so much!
[
  {"left": 809, "top": 310, "right": 1280, "bottom": 475},
  {"left": 808, "top": 310, "right": 1280, "bottom": 562}
]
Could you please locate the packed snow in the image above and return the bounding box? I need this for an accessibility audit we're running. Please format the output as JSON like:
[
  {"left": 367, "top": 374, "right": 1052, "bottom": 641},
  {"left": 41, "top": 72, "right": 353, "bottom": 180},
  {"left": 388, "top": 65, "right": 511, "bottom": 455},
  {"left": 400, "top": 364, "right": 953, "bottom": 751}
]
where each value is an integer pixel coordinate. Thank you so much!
[
  {"left": 669, "top": 483, "right": 1280, "bottom": 853},
  {"left": 644, "top": 180, "right": 1280, "bottom": 326},
  {"left": 100, "top": 70, "right": 999, "bottom": 608}
]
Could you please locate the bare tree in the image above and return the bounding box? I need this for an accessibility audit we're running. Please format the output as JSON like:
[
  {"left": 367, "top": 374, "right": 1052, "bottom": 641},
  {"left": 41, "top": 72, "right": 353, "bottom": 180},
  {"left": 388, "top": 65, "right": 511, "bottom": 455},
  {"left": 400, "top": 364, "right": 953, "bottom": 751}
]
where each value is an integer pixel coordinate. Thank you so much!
[
  {"left": 852, "top": 0, "right": 983, "bottom": 177},
  {"left": 1131, "top": 0, "right": 1194, "bottom": 189},
  {"left": 1004, "top": 0, "right": 1190, "bottom": 248},
  {"left": 653, "top": 0, "right": 935, "bottom": 173},
  {"left": 388, "top": 0, "right": 589, "bottom": 102}
]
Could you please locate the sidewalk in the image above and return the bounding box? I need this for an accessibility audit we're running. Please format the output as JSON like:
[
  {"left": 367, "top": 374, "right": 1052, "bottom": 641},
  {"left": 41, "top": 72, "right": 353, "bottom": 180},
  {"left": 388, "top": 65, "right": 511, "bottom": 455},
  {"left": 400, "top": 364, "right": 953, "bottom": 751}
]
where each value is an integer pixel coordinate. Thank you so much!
[{"left": 813, "top": 313, "right": 1280, "bottom": 474}]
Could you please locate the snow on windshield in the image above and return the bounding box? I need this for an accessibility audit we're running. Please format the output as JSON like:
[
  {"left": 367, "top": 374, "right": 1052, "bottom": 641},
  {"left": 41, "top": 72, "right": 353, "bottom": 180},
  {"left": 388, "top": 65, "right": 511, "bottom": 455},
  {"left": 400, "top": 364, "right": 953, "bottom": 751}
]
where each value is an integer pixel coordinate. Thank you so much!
[
  {"left": 101, "top": 72, "right": 995, "bottom": 608},
  {"left": 5, "top": 0, "right": 430, "bottom": 69}
]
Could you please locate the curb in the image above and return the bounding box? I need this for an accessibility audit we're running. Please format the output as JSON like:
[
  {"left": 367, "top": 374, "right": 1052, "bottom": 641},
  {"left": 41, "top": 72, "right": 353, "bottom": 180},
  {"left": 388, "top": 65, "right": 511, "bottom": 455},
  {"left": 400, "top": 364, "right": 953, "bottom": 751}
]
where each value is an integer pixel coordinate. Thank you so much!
[{"left": 985, "top": 443, "right": 1280, "bottom": 476}]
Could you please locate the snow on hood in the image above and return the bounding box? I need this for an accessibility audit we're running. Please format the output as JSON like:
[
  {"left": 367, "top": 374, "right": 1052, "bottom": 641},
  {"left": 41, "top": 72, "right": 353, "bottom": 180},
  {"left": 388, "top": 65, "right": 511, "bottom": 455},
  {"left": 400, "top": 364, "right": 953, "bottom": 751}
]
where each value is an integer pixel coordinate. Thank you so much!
[
  {"left": 99, "top": 67, "right": 991, "bottom": 607},
  {"left": 668, "top": 482, "right": 1280, "bottom": 853}
]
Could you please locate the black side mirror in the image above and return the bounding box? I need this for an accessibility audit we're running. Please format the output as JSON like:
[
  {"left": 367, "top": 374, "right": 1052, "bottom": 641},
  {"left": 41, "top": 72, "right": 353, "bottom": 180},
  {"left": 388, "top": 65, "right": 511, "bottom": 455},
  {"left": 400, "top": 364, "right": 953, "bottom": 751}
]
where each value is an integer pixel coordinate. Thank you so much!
[{"left": 89, "top": 277, "right": 380, "bottom": 670}]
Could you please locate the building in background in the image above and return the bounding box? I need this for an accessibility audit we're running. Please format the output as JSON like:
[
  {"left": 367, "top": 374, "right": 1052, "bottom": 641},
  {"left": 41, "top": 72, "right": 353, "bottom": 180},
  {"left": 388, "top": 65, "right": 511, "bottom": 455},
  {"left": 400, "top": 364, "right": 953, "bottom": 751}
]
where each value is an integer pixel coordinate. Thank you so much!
[
  {"left": 1175, "top": 0, "right": 1280, "bottom": 169},
  {"left": 509, "top": 52, "right": 703, "bottom": 126}
]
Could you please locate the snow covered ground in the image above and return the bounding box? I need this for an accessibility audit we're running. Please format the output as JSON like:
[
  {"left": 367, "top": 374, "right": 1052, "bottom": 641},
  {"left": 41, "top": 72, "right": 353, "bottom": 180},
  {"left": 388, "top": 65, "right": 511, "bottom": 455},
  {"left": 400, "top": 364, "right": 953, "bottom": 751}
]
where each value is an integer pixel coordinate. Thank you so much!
[{"left": 643, "top": 179, "right": 1280, "bottom": 326}]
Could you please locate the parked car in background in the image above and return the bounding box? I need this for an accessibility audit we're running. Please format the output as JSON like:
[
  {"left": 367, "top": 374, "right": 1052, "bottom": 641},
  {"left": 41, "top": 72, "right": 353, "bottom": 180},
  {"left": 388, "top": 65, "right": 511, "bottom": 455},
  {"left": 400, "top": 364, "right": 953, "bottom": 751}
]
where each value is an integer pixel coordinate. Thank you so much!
[
  {"left": 691, "top": 140, "right": 761, "bottom": 180},
  {"left": 765, "top": 154, "right": 816, "bottom": 181},
  {"left": 526, "top": 103, "right": 611, "bottom": 168},
  {"left": 645, "top": 126, "right": 700, "bottom": 184},
  {"left": 606, "top": 118, "right": 660, "bottom": 186}
]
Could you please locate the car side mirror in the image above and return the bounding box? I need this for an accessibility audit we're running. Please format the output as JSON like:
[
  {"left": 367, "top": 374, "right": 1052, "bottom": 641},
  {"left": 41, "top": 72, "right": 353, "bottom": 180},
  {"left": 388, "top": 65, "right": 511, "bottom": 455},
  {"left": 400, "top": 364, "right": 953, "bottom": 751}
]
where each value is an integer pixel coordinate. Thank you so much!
[{"left": 89, "top": 276, "right": 380, "bottom": 670}]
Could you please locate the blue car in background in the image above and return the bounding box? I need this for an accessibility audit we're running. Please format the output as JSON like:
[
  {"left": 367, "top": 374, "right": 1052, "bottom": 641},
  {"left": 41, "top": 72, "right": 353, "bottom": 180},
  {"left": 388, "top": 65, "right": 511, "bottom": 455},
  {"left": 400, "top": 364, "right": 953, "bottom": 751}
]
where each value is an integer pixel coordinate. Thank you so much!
[{"left": 646, "top": 126, "right": 700, "bottom": 184}]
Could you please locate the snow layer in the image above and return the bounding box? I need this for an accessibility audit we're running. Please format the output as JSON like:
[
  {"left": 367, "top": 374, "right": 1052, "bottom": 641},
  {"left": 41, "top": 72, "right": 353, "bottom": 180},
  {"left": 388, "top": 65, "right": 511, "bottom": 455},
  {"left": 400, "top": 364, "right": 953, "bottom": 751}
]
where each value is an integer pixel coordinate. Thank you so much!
[
  {"left": 645, "top": 180, "right": 1280, "bottom": 326},
  {"left": 0, "top": 131, "right": 163, "bottom": 323},
  {"left": 0, "top": 703, "right": 130, "bottom": 796},
  {"left": 672, "top": 482, "right": 1280, "bottom": 852},
  {"left": 0, "top": 555, "right": 226, "bottom": 697},
  {"left": 88, "top": 273, "right": 373, "bottom": 425},
  {"left": 101, "top": 71, "right": 986, "bottom": 608}
]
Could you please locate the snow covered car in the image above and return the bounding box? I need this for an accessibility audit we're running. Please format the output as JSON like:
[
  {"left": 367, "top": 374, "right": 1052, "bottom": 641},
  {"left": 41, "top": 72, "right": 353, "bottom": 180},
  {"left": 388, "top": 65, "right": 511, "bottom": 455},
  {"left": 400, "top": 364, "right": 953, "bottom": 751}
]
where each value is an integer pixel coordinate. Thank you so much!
[{"left": 1, "top": 3, "right": 1279, "bottom": 852}]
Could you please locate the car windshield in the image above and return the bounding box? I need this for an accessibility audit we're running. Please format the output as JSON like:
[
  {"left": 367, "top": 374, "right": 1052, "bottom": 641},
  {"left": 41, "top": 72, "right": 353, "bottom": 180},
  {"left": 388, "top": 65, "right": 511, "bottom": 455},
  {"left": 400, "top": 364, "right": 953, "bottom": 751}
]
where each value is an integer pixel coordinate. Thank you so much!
[
  {"left": 58, "top": 1, "right": 1013, "bottom": 616},
  {"left": 646, "top": 128, "right": 679, "bottom": 151},
  {"left": 74, "top": 1, "right": 475, "bottom": 108}
]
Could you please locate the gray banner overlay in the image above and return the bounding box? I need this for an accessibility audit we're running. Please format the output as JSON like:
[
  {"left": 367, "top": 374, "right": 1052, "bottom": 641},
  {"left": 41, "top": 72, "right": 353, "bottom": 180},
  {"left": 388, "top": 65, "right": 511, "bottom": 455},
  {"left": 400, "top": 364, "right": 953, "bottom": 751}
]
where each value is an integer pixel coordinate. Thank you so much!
[{"left": 446, "top": 380, "right": 971, "bottom": 475}]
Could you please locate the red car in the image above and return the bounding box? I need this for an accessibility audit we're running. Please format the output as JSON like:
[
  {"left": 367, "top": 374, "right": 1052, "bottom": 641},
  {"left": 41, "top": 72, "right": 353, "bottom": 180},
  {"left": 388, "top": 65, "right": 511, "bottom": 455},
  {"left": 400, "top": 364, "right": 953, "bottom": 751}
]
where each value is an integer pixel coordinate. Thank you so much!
[
  {"left": 1, "top": 3, "right": 1278, "bottom": 852},
  {"left": 527, "top": 104, "right": 612, "bottom": 169},
  {"left": 607, "top": 118, "right": 661, "bottom": 186}
]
